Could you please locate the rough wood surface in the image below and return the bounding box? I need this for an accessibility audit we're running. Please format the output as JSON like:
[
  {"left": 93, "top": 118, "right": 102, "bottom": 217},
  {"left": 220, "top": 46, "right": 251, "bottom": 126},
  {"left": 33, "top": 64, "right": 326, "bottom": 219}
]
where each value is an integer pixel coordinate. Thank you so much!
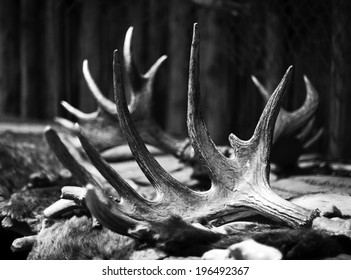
[
  {"left": 329, "top": 0, "right": 351, "bottom": 159},
  {"left": 0, "top": 0, "right": 20, "bottom": 116}
]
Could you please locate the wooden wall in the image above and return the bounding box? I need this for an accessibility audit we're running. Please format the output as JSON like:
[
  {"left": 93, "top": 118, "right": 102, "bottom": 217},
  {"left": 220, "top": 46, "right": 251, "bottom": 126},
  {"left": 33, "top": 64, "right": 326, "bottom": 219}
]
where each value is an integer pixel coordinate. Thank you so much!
[{"left": 0, "top": 0, "right": 350, "bottom": 159}]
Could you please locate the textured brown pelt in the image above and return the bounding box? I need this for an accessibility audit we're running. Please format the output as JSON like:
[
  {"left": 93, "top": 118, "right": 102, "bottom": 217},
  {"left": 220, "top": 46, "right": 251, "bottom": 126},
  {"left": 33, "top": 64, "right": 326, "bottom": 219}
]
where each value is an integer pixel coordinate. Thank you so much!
[{"left": 28, "top": 216, "right": 136, "bottom": 259}]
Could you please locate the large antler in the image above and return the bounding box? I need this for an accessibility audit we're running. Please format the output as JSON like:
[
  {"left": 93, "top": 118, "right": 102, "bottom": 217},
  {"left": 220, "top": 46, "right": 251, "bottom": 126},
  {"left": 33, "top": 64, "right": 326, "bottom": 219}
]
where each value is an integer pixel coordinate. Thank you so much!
[
  {"left": 77, "top": 24, "right": 319, "bottom": 240},
  {"left": 56, "top": 27, "right": 185, "bottom": 155}
]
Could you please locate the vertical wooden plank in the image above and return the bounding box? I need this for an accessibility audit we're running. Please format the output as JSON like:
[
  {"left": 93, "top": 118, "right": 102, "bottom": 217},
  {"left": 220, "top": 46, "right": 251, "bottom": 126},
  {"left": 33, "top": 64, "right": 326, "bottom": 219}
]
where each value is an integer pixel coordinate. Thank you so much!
[
  {"left": 78, "top": 0, "right": 102, "bottom": 113},
  {"left": 166, "top": 0, "right": 194, "bottom": 138},
  {"left": 263, "top": 1, "right": 286, "bottom": 95},
  {"left": 296, "top": 1, "right": 331, "bottom": 153},
  {"left": 63, "top": 0, "right": 81, "bottom": 116},
  {"left": 101, "top": 0, "right": 130, "bottom": 100},
  {"left": 283, "top": 0, "right": 307, "bottom": 112},
  {"left": 125, "top": 0, "right": 148, "bottom": 101},
  {"left": 329, "top": 0, "right": 351, "bottom": 159},
  {"left": 19, "top": 0, "right": 43, "bottom": 119},
  {"left": 197, "top": 8, "right": 233, "bottom": 144},
  {"left": 127, "top": 0, "right": 147, "bottom": 61},
  {"left": 0, "top": 0, "right": 20, "bottom": 117},
  {"left": 43, "top": 0, "right": 64, "bottom": 119},
  {"left": 147, "top": 0, "right": 169, "bottom": 128}
]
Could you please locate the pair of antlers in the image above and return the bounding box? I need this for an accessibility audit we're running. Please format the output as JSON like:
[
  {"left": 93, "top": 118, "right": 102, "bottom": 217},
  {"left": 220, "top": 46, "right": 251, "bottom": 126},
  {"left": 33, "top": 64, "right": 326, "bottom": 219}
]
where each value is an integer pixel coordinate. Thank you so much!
[{"left": 44, "top": 24, "right": 319, "bottom": 242}]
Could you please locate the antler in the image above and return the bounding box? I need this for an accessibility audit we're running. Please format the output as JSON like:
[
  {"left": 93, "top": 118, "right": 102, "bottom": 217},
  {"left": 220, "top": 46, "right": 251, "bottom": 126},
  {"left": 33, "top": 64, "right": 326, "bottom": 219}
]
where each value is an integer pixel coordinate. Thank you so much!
[
  {"left": 55, "top": 58, "right": 120, "bottom": 152},
  {"left": 76, "top": 24, "right": 319, "bottom": 241},
  {"left": 56, "top": 27, "right": 186, "bottom": 156},
  {"left": 251, "top": 75, "right": 319, "bottom": 143}
]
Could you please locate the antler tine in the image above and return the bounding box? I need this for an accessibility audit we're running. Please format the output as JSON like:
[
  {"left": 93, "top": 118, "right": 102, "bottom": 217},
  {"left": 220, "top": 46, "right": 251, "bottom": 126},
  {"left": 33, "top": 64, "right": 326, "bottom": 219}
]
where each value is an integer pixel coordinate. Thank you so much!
[
  {"left": 187, "top": 23, "right": 233, "bottom": 180},
  {"left": 61, "top": 101, "right": 94, "bottom": 120},
  {"left": 75, "top": 123, "right": 147, "bottom": 203},
  {"left": 82, "top": 60, "right": 116, "bottom": 115},
  {"left": 46, "top": 125, "right": 146, "bottom": 232},
  {"left": 144, "top": 55, "right": 167, "bottom": 80},
  {"left": 124, "top": 26, "right": 167, "bottom": 81},
  {"left": 285, "top": 75, "right": 319, "bottom": 133},
  {"left": 60, "top": 60, "right": 116, "bottom": 125},
  {"left": 43, "top": 199, "right": 80, "bottom": 218},
  {"left": 251, "top": 74, "right": 290, "bottom": 143},
  {"left": 250, "top": 67, "right": 293, "bottom": 162},
  {"left": 251, "top": 74, "right": 319, "bottom": 142},
  {"left": 44, "top": 126, "right": 98, "bottom": 186},
  {"left": 124, "top": 27, "right": 143, "bottom": 92},
  {"left": 124, "top": 27, "right": 167, "bottom": 116},
  {"left": 251, "top": 75, "right": 271, "bottom": 102},
  {"left": 85, "top": 184, "right": 148, "bottom": 236},
  {"left": 113, "top": 49, "right": 190, "bottom": 197},
  {"left": 55, "top": 117, "right": 75, "bottom": 132},
  {"left": 229, "top": 67, "right": 292, "bottom": 171}
]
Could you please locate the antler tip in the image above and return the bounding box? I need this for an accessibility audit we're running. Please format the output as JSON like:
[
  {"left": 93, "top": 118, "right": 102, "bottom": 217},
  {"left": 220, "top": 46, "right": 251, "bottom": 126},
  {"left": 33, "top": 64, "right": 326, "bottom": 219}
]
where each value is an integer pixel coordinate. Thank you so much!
[
  {"left": 60, "top": 100, "right": 88, "bottom": 119},
  {"left": 82, "top": 59, "right": 89, "bottom": 72},
  {"left": 74, "top": 122, "right": 81, "bottom": 133},
  {"left": 60, "top": 100, "right": 71, "bottom": 113},
  {"left": 287, "top": 65, "right": 293, "bottom": 74},
  {"left": 160, "top": 54, "right": 168, "bottom": 62},
  {"left": 192, "top": 23, "right": 199, "bottom": 43},
  {"left": 44, "top": 125, "right": 53, "bottom": 134},
  {"left": 113, "top": 49, "right": 122, "bottom": 68},
  {"left": 279, "top": 65, "right": 293, "bottom": 86},
  {"left": 127, "top": 26, "right": 134, "bottom": 34},
  {"left": 251, "top": 75, "right": 258, "bottom": 84},
  {"left": 124, "top": 28, "right": 133, "bottom": 59}
]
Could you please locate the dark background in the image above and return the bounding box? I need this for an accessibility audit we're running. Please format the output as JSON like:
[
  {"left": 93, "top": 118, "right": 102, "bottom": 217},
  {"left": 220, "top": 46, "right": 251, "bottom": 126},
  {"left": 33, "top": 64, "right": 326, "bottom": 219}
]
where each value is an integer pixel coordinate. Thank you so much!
[{"left": 0, "top": 0, "right": 350, "bottom": 160}]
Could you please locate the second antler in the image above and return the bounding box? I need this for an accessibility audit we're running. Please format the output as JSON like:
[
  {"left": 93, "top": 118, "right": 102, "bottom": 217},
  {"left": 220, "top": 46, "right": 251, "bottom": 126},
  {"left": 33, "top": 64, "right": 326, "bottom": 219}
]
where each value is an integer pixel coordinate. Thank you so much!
[{"left": 56, "top": 27, "right": 186, "bottom": 156}]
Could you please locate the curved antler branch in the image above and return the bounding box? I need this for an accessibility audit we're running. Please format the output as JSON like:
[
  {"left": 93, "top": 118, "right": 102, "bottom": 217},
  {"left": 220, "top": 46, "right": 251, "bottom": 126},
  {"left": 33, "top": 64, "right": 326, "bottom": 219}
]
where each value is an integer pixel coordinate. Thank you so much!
[
  {"left": 229, "top": 69, "right": 292, "bottom": 170},
  {"left": 124, "top": 26, "right": 167, "bottom": 117},
  {"left": 75, "top": 123, "right": 147, "bottom": 204},
  {"left": 251, "top": 66, "right": 293, "bottom": 164},
  {"left": 284, "top": 76, "right": 319, "bottom": 135},
  {"left": 82, "top": 60, "right": 116, "bottom": 115},
  {"left": 113, "top": 49, "right": 191, "bottom": 199},
  {"left": 44, "top": 127, "right": 97, "bottom": 186},
  {"left": 251, "top": 74, "right": 319, "bottom": 142},
  {"left": 60, "top": 101, "right": 95, "bottom": 120},
  {"left": 187, "top": 23, "right": 233, "bottom": 181},
  {"left": 123, "top": 27, "right": 144, "bottom": 93},
  {"left": 85, "top": 184, "right": 147, "bottom": 236},
  {"left": 45, "top": 126, "right": 153, "bottom": 230}
]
